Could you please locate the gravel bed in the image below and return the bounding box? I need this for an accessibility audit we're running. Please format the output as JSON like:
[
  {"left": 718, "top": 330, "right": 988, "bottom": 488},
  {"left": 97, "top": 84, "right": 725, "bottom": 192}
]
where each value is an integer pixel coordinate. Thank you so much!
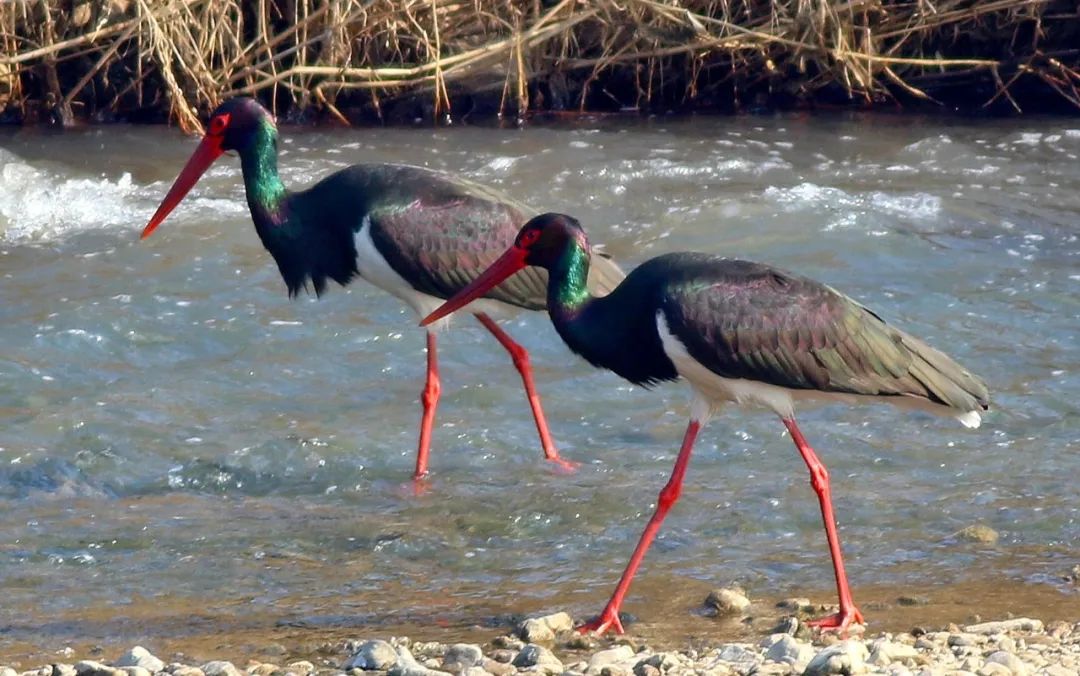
[{"left": 3, "top": 609, "right": 1078, "bottom": 676}]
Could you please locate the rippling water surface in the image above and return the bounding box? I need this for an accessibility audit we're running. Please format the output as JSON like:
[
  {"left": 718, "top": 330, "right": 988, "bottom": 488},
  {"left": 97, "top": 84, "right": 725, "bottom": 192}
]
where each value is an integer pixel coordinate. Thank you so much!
[{"left": 0, "top": 115, "right": 1077, "bottom": 658}]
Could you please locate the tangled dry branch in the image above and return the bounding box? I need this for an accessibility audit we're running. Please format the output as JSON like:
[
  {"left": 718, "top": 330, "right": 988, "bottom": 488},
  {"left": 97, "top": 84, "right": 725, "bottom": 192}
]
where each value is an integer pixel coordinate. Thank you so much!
[{"left": 0, "top": 0, "right": 1077, "bottom": 129}]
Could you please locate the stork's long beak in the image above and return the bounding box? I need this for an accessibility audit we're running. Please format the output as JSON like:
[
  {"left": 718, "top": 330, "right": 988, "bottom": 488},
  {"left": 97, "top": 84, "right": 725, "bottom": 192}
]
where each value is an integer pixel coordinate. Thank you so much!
[
  {"left": 141, "top": 134, "right": 226, "bottom": 239},
  {"left": 420, "top": 246, "right": 529, "bottom": 326}
]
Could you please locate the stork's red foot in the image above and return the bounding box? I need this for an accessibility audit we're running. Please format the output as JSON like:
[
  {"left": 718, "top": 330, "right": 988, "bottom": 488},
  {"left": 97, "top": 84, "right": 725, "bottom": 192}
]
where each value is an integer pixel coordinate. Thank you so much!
[
  {"left": 806, "top": 605, "right": 865, "bottom": 635},
  {"left": 577, "top": 607, "right": 625, "bottom": 636},
  {"left": 547, "top": 455, "right": 580, "bottom": 474},
  {"left": 408, "top": 475, "right": 432, "bottom": 497}
]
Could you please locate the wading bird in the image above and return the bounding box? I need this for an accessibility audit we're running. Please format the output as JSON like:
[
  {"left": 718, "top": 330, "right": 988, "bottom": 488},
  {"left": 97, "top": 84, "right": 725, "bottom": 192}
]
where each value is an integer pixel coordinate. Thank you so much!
[
  {"left": 141, "top": 98, "right": 623, "bottom": 480},
  {"left": 421, "top": 212, "right": 989, "bottom": 635}
]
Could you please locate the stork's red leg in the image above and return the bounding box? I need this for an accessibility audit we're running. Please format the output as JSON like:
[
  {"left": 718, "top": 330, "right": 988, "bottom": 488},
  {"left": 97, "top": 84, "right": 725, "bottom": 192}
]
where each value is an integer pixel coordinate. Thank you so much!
[
  {"left": 414, "top": 331, "right": 440, "bottom": 480},
  {"left": 475, "top": 313, "right": 577, "bottom": 473},
  {"left": 782, "top": 417, "right": 864, "bottom": 634},
  {"left": 579, "top": 419, "right": 702, "bottom": 636}
]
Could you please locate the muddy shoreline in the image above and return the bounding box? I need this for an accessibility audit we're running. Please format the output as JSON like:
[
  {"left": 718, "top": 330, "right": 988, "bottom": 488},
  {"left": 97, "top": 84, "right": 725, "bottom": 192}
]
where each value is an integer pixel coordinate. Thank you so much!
[{"left": 2, "top": 576, "right": 1077, "bottom": 667}]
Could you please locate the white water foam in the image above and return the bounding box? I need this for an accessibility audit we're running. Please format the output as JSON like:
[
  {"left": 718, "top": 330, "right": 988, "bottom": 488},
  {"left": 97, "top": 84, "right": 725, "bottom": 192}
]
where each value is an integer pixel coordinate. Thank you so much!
[
  {"left": 763, "top": 182, "right": 942, "bottom": 231},
  {"left": 0, "top": 149, "right": 142, "bottom": 242},
  {"left": 0, "top": 148, "right": 242, "bottom": 243}
]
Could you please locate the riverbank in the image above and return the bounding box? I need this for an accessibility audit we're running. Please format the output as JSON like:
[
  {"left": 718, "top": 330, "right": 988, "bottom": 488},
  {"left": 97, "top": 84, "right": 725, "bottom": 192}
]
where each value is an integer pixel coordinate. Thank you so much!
[
  {"left": 1, "top": 1, "right": 1079, "bottom": 129},
  {"left": 2, "top": 576, "right": 1077, "bottom": 671},
  {"left": 1, "top": 609, "right": 1078, "bottom": 676}
]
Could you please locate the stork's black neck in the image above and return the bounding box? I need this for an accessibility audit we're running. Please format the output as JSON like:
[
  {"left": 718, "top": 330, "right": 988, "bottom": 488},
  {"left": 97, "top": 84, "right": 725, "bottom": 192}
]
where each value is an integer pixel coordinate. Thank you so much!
[
  {"left": 233, "top": 119, "right": 359, "bottom": 297},
  {"left": 545, "top": 240, "right": 678, "bottom": 387}
]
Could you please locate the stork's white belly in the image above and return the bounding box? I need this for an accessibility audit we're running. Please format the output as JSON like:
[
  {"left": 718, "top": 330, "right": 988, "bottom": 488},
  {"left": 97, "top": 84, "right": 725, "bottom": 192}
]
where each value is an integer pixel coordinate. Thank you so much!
[{"left": 355, "top": 216, "right": 521, "bottom": 330}]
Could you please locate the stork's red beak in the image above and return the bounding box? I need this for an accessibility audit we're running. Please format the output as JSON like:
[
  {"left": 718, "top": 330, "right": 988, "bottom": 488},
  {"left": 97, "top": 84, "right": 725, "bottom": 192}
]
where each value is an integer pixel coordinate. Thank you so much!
[
  {"left": 420, "top": 246, "right": 529, "bottom": 326},
  {"left": 141, "top": 133, "right": 226, "bottom": 239}
]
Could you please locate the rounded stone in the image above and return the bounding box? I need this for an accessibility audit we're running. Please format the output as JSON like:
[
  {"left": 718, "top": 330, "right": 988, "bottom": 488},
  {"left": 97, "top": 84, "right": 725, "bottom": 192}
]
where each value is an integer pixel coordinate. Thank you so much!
[
  {"left": 705, "top": 588, "right": 751, "bottom": 616},
  {"left": 957, "top": 525, "right": 999, "bottom": 544},
  {"left": 116, "top": 648, "right": 165, "bottom": 674},
  {"left": 985, "top": 652, "right": 1028, "bottom": 676},
  {"left": 344, "top": 642, "right": 399, "bottom": 672},
  {"left": 511, "top": 645, "right": 563, "bottom": 675},
  {"left": 804, "top": 640, "right": 869, "bottom": 676},
  {"left": 442, "top": 645, "right": 483, "bottom": 672},
  {"left": 202, "top": 663, "right": 243, "bottom": 676}
]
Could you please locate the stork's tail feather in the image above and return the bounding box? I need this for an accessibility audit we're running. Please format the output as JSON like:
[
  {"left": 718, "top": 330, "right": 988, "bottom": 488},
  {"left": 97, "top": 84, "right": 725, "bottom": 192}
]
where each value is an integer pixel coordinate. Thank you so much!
[{"left": 901, "top": 334, "right": 990, "bottom": 427}]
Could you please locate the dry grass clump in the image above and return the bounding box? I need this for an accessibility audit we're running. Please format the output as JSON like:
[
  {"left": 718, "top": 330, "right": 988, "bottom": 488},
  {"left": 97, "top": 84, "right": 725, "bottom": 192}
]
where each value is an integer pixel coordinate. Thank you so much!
[{"left": 0, "top": 0, "right": 1077, "bottom": 129}]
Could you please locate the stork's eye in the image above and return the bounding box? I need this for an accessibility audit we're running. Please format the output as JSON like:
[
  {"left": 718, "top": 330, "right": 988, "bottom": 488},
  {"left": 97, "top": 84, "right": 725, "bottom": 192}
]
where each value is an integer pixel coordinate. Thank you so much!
[
  {"left": 518, "top": 228, "right": 541, "bottom": 247},
  {"left": 208, "top": 113, "right": 231, "bottom": 135}
]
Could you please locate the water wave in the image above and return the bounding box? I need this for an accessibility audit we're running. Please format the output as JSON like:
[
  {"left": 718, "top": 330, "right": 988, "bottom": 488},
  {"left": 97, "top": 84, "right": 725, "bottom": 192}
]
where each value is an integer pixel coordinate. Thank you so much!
[{"left": 0, "top": 148, "right": 243, "bottom": 243}]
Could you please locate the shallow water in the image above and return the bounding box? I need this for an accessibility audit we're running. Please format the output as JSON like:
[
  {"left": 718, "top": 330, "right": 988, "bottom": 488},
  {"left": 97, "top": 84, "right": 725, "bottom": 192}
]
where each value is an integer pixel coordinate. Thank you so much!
[{"left": 0, "top": 115, "right": 1077, "bottom": 661}]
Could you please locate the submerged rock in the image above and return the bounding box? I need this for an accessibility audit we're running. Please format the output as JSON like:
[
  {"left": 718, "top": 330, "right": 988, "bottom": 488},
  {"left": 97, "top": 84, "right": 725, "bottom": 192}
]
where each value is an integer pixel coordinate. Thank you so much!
[
  {"left": 956, "top": 525, "right": 999, "bottom": 544},
  {"left": 705, "top": 588, "right": 751, "bottom": 616}
]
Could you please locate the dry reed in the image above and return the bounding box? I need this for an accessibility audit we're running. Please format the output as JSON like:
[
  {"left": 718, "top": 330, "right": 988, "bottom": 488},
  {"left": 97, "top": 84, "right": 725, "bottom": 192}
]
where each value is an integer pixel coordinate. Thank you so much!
[{"left": 0, "top": 0, "right": 1077, "bottom": 129}]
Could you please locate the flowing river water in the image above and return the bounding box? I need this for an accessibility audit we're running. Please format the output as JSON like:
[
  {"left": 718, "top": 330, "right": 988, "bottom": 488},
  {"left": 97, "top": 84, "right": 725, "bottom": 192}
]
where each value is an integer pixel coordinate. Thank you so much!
[{"left": 0, "top": 114, "right": 1077, "bottom": 663}]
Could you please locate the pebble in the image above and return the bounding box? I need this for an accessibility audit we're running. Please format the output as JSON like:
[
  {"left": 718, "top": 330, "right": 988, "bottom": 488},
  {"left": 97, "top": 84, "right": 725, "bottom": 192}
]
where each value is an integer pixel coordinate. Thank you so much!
[{"left": 6, "top": 613, "right": 1080, "bottom": 676}]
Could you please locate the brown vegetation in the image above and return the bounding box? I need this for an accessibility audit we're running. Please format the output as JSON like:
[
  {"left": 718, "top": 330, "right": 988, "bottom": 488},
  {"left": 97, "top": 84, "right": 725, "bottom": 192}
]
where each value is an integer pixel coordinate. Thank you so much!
[{"left": 0, "top": 0, "right": 1078, "bottom": 129}]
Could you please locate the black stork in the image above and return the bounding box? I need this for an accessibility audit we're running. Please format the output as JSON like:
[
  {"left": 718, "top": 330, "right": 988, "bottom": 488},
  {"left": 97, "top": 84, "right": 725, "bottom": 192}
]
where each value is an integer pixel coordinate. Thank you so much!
[
  {"left": 421, "top": 212, "right": 990, "bottom": 635},
  {"left": 140, "top": 98, "right": 624, "bottom": 480}
]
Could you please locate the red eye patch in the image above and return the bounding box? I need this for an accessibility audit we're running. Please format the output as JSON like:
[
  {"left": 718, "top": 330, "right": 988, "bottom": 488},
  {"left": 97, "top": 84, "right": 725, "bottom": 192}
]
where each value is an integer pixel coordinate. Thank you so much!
[{"left": 208, "top": 113, "right": 231, "bottom": 135}]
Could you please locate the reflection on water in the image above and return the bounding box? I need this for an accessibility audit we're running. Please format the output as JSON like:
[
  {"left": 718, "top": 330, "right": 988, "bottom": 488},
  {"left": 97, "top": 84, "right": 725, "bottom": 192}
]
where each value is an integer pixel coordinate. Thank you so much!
[{"left": 0, "top": 115, "right": 1077, "bottom": 661}]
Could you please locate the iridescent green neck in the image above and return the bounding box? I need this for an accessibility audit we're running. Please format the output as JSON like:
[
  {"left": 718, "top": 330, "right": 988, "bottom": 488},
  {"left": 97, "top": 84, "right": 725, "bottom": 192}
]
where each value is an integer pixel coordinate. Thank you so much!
[
  {"left": 239, "top": 119, "right": 287, "bottom": 218},
  {"left": 548, "top": 241, "right": 592, "bottom": 314}
]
